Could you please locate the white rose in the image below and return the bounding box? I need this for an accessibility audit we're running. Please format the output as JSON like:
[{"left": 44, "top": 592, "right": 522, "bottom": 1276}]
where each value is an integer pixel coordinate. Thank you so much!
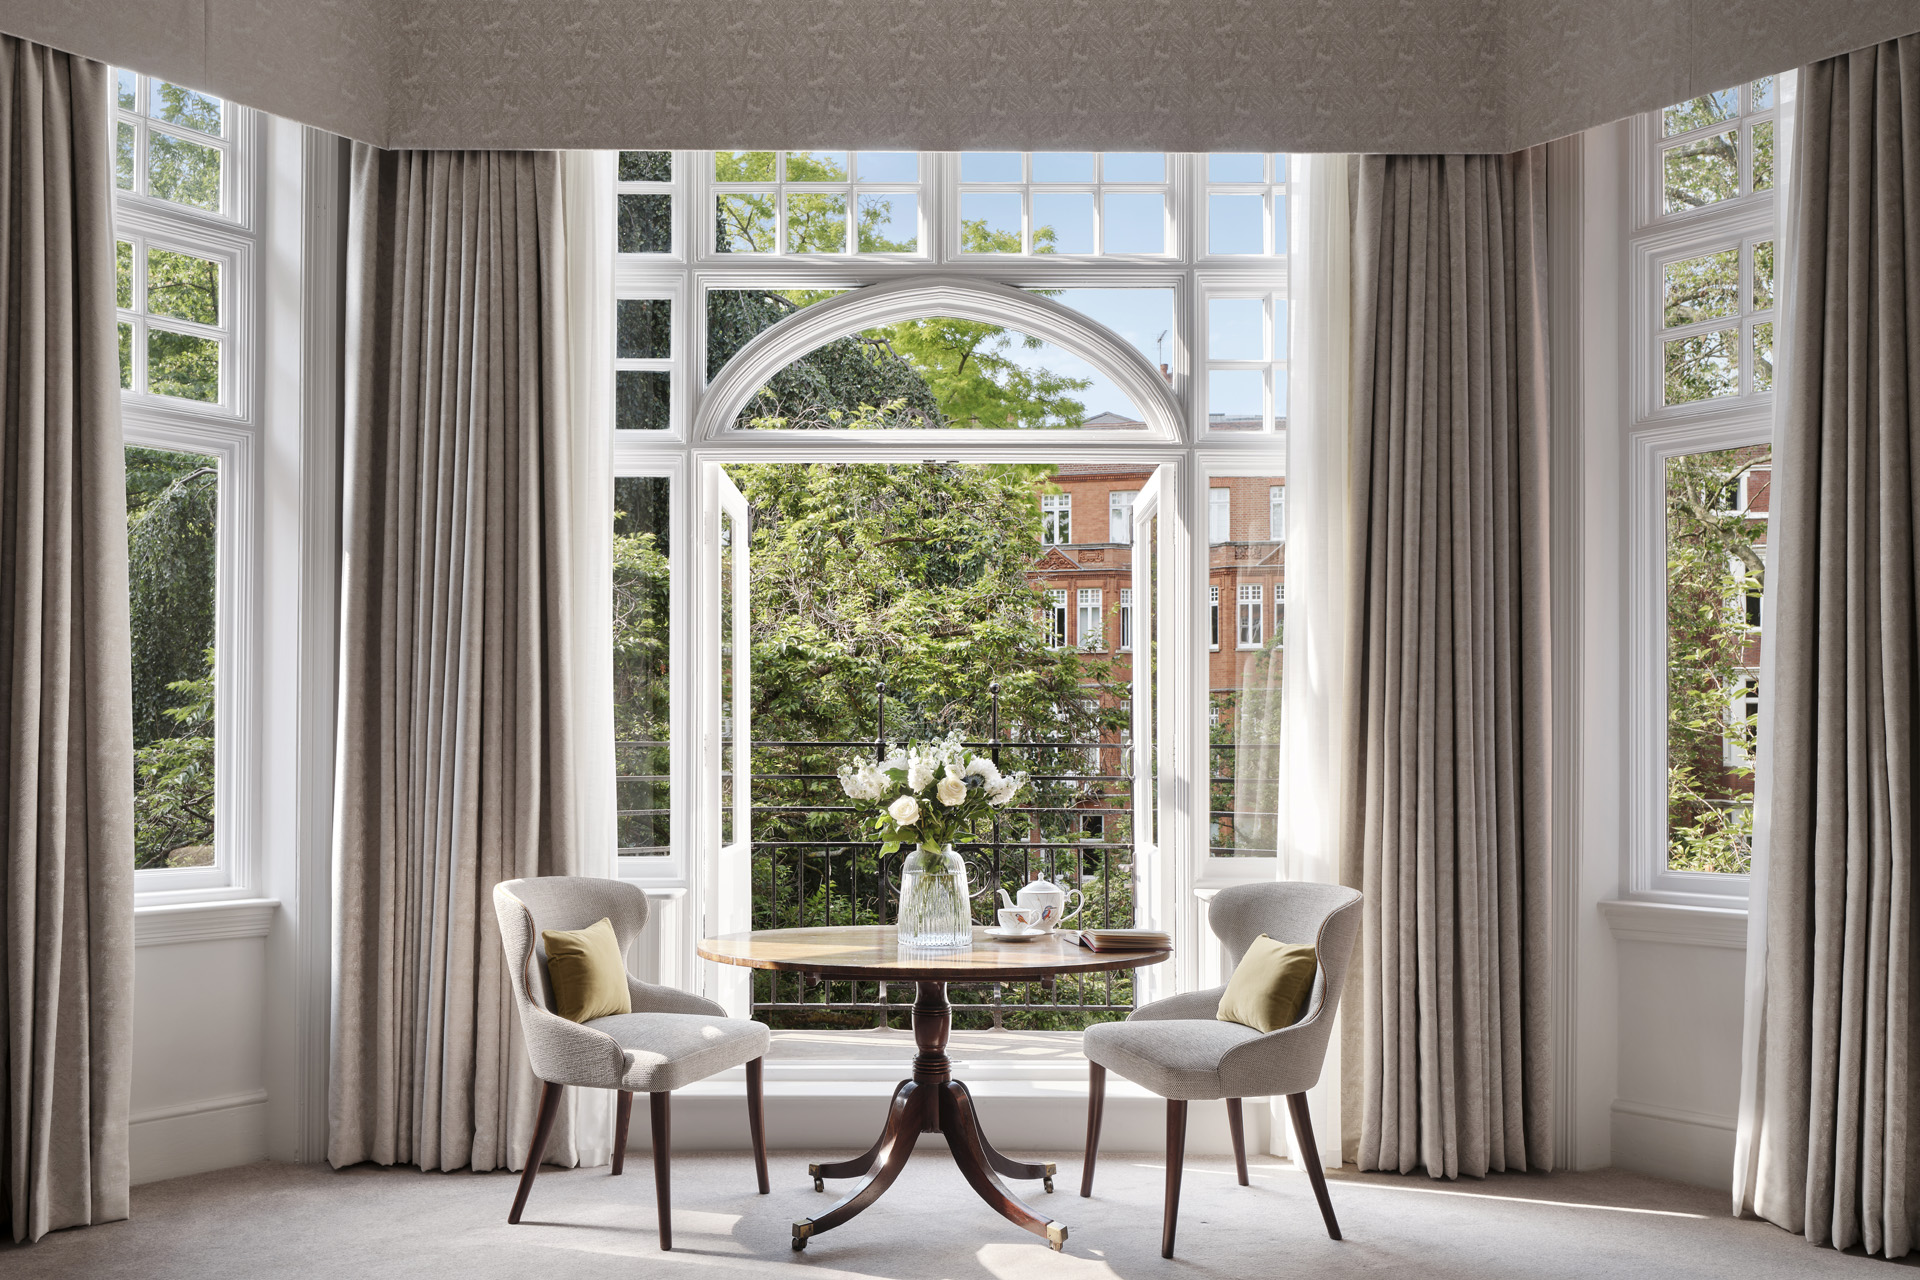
[
  {"left": 906, "top": 752, "right": 936, "bottom": 794},
  {"left": 937, "top": 776, "right": 968, "bottom": 806},
  {"left": 888, "top": 795, "right": 921, "bottom": 826}
]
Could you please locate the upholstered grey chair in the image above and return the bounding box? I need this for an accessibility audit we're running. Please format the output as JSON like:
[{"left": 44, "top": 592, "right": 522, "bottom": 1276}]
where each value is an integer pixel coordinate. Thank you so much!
[
  {"left": 494, "top": 876, "right": 772, "bottom": 1250},
  {"left": 1080, "top": 881, "right": 1363, "bottom": 1258}
]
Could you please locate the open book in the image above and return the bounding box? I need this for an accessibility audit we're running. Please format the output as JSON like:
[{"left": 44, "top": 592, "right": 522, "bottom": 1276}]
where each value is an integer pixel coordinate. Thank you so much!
[{"left": 1058, "top": 928, "right": 1173, "bottom": 953}]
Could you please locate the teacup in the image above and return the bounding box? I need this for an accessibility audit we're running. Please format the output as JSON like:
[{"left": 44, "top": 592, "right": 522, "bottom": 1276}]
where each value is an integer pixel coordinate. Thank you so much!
[{"left": 996, "top": 907, "right": 1043, "bottom": 933}]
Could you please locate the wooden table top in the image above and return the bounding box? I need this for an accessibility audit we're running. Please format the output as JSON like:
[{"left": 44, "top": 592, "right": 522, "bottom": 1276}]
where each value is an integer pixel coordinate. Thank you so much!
[{"left": 697, "top": 925, "right": 1171, "bottom": 982}]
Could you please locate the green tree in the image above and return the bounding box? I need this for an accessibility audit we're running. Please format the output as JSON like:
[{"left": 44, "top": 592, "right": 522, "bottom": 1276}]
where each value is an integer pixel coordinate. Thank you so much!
[
  {"left": 613, "top": 477, "right": 672, "bottom": 856},
  {"left": 133, "top": 659, "right": 215, "bottom": 868}
]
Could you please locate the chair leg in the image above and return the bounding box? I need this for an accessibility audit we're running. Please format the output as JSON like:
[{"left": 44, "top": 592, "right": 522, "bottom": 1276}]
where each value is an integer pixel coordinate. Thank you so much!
[
  {"left": 1162, "top": 1098, "right": 1188, "bottom": 1259},
  {"left": 1286, "top": 1092, "right": 1342, "bottom": 1241},
  {"left": 747, "top": 1056, "right": 770, "bottom": 1194},
  {"left": 508, "top": 1081, "right": 565, "bottom": 1225},
  {"left": 612, "top": 1091, "right": 632, "bottom": 1176},
  {"left": 651, "top": 1092, "right": 673, "bottom": 1251},
  {"left": 1080, "top": 1061, "right": 1106, "bottom": 1198},
  {"left": 1226, "top": 1097, "right": 1249, "bottom": 1186}
]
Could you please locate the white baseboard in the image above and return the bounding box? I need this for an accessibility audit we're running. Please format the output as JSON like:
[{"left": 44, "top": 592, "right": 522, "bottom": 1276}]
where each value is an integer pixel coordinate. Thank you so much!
[
  {"left": 130, "top": 1090, "right": 270, "bottom": 1185},
  {"left": 1609, "top": 1098, "right": 1735, "bottom": 1191}
]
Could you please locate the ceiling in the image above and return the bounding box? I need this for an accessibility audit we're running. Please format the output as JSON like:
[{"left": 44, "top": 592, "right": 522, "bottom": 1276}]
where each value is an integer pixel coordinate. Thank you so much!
[{"left": 8, "top": 1, "right": 1917, "bottom": 153}]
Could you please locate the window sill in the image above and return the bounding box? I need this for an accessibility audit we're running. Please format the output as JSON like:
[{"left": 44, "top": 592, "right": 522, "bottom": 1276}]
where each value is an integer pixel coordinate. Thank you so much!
[
  {"left": 134, "top": 898, "right": 280, "bottom": 947},
  {"left": 1599, "top": 898, "right": 1749, "bottom": 950}
]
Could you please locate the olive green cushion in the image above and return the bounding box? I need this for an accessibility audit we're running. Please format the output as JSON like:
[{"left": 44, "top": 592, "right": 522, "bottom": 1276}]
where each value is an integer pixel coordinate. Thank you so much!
[
  {"left": 541, "top": 917, "right": 632, "bottom": 1023},
  {"left": 1216, "top": 935, "right": 1318, "bottom": 1033}
]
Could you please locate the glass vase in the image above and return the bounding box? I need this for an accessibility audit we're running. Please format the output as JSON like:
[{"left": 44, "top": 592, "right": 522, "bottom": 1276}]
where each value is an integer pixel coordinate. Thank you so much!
[{"left": 896, "top": 846, "right": 973, "bottom": 950}]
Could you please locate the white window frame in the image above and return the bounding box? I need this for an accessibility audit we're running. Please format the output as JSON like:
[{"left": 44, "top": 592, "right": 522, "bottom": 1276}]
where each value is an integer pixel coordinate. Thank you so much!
[
  {"left": 1209, "top": 584, "right": 1221, "bottom": 650},
  {"left": 1199, "top": 153, "right": 1291, "bottom": 261},
  {"left": 706, "top": 151, "right": 928, "bottom": 260},
  {"left": 1269, "top": 485, "right": 1286, "bottom": 542},
  {"left": 117, "top": 78, "right": 265, "bottom": 903},
  {"left": 949, "top": 152, "right": 1176, "bottom": 260},
  {"left": 1046, "top": 588, "right": 1070, "bottom": 649},
  {"left": 1236, "top": 583, "right": 1263, "bottom": 649},
  {"left": 1208, "top": 487, "right": 1231, "bottom": 544},
  {"left": 1077, "top": 587, "right": 1104, "bottom": 651},
  {"left": 1041, "top": 492, "right": 1073, "bottom": 546},
  {"left": 1196, "top": 280, "right": 1289, "bottom": 438},
  {"left": 1108, "top": 489, "right": 1137, "bottom": 543},
  {"left": 1118, "top": 587, "right": 1133, "bottom": 652}
]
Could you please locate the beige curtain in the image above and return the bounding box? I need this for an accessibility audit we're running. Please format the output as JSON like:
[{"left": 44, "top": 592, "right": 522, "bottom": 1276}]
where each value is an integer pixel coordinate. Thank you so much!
[
  {"left": 0, "top": 39, "right": 135, "bottom": 1243},
  {"left": 1339, "top": 150, "right": 1554, "bottom": 1178},
  {"left": 1743, "top": 35, "right": 1920, "bottom": 1258},
  {"left": 328, "top": 145, "right": 593, "bottom": 1173}
]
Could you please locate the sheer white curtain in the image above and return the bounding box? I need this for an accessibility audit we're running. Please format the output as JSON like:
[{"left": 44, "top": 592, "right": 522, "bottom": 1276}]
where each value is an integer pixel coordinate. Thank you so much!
[{"left": 1277, "top": 151, "right": 1354, "bottom": 1167}]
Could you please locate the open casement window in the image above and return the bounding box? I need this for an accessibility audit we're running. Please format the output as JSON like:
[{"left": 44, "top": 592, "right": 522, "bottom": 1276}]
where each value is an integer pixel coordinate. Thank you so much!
[
  {"left": 1129, "top": 466, "right": 1179, "bottom": 1000},
  {"left": 700, "top": 465, "right": 753, "bottom": 1013}
]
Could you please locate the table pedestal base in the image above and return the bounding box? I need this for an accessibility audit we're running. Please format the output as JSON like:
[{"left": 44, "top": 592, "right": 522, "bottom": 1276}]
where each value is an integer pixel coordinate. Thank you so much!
[{"left": 792, "top": 981, "right": 1066, "bottom": 1252}]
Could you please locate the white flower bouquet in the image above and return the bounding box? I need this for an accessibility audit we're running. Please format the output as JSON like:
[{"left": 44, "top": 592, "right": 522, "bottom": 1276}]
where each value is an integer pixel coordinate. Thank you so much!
[{"left": 837, "top": 730, "right": 1029, "bottom": 857}]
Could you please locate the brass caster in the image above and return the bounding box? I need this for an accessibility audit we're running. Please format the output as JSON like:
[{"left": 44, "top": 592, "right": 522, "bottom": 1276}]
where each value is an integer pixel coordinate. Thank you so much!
[
  {"left": 1042, "top": 1161, "right": 1057, "bottom": 1193},
  {"left": 1046, "top": 1222, "right": 1068, "bottom": 1252},
  {"left": 812, "top": 1177, "right": 824, "bottom": 1192},
  {"left": 792, "top": 1220, "right": 815, "bottom": 1251},
  {"left": 1043, "top": 1176, "right": 1055, "bottom": 1193}
]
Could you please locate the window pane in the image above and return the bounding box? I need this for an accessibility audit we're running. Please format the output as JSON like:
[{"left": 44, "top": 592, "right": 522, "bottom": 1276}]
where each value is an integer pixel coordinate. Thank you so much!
[
  {"left": 1032, "top": 191, "right": 1094, "bottom": 254},
  {"left": 787, "top": 192, "right": 848, "bottom": 252},
  {"left": 1665, "top": 445, "right": 1770, "bottom": 874},
  {"left": 616, "top": 369, "right": 671, "bottom": 430},
  {"left": 1207, "top": 153, "right": 1265, "bottom": 182},
  {"left": 1102, "top": 153, "right": 1164, "bottom": 182},
  {"left": 1273, "top": 368, "right": 1289, "bottom": 418},
  {"left": 856, "top": 151, "right": 917, "bottom": 182},
  {"left": 147, "top": 328, "right": 219, "bottom": 401},
  {"left": 1208, "top": 192, "right": 1263, "bottom": 255},
  {"left": 1752, "top": 239, "right": 1775, "bottom": 310},
  {"left": 115, "top": 122, "right": 134, "bottom": 190},
  {"left": 1664, "top": 131, "right": 1738, "bottom": 214},
  {"left": 706, "top": 287, "right": 846, "bottom": 381},
  {"left": 1273, "top": 153, "right": 1290, "bottom": 182},
  {"left": 149, "top": 82, "right": 222, "bottom": 136},
  {"left": 715, "top": 150, "right": 776, "bottom": 181},
  {"left": 1664, "top": 330, "right": 1740, "bottom": 404},
  {"left": 127, "top": 445, "right": 218, "bottom": 869},
  {"left": 116, "top": 240, "right": 133, "bottom": 309},
  {"left": 116, "top": 68, "right": 137, "bottom": 111},
  {"left": 118, "top": 322, "right": 132, "bottom": 389},
  {"left": 147, "top": 131, "right": 221, "bottom": 211},
  {"left": 1751, "top": 77, "right": 1775, "bottom": 110},
  {"left": 715, "top": 193, "right": 775, "bottom": 252},
  {"left": 1273, "top": 299, "right": 1290, "bottom": 359},
  {"left": 1752, "top": 322, "right": 1774, "bottom": 392},
  {"left": 616, "top": 298, "right": 671, "bottom": 359},
  {"left": 618, "top": 193, "right": 672, "bottom": 253},
  {"left": 1208, "top": 369, "right": 1262, "bottom": 429},
  {"left": 1663, "top": 90, "right": 1738, "bottom": 136},
  {"left": 613, "top": 475, "right": 672, "bottom": 857},
  {"left": 618, "top": 150, "right": 671, "bottom": 181},
  {"left": 960, "top": 152, "right": 1022, "bottom": 183},
  {"left": 1208, "top": 297, "right": 1263, "bottom": 360},
  {"left": 856, "top": 192, "right": 917, "bottom": 252},
  {"left": 1102, "top": 192, "right": 1164, "bottom": 253},
  {"left": 787, "top": 150, "right": 848, "bottom": 181},
  {"left": 960, "top": 191, "right": 1022, "bottom": 252},
  {"left": 147, "top": 248, "right": 219, "bottom": 324},
  {"left": 1752, "top": 120, "right": 1775, "bottom": 191},
  {"left": 1274, "top": 194, "right": 1289, "bottom": 251},
  {"left": 1032, "top": 151, "right": 1094, "bottom": 183},
  {"left": 1663, "top": 248, "right": 1740, "bottom": 327}
]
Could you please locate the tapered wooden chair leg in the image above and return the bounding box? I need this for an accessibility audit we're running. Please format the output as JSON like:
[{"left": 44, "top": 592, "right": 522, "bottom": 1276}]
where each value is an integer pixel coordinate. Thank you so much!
[
  {"left": 1287, "top": 1093, "right": 1342, "bottom": 1241},
  {"left": 1162, "top": 1099, "right": 1188, "bottom": 1259},
  {"left": 651, "top": 1092, "right": 673, "bottom": 1250},
  {"left": 1226, "top": 1097, "right": 1249, "bottom": 1185},
  {"left": 747, "top": 1057, "right": 770, "bottom": 1194},
  {"left": 508, "top": 1081, "right": 565, "bottom": 1224},
  {"left": 612, "top": 1090, "right": 633, "bottom": 1176},
  {"left": 1080, "top": 1062, "right": 1106, "bottom": 1197}
]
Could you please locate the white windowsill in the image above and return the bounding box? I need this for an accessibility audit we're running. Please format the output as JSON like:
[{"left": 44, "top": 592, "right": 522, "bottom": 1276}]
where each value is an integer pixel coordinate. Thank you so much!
[
  {"left": 134, "top": 897, "right": 280, "bottom": 947},
  {"left": 1599, "top": 898, "right": 1749, "bottom": 949}
]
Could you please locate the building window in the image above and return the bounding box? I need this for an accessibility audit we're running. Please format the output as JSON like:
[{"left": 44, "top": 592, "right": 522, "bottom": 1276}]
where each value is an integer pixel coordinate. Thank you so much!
[
  {"left": 1077, "top": 588, "right": 1104, "bottom": 650},
  {"left": 1209, "top": 585, "right": 1221, "bottom": 650},
  {"left": 1204, "top": 153, "right": 1289, "bottom": 256},
  {"left": 1658, "top": 79, "right": 1777, "bottom": 219},
  {"left": 1041, "top": 492, "right": 1072, "bottom": 545},
  {"left": 1204, "top": 291, "right": 1288, "bottom": 434},
  {"left": 114, "top": 69, "right": 234, "bottom": 218},
  {"left": 1109, "top": 489, "right": 1137, "bottom": 543},
  {"left": 1117, "top": 588, "right": 1133, "bottom": 651},
  {"left": 1236, "top": 584, "right": 1263, "bottom": 648},
  {"left": 957, "top": 152, "right": 1170, "bottom": 256},
  {"left": 1269, "top": 485, "right": 1286, "bottom": 542},
  {"left": 1208, "top": 488, "right": 1231, "bottom": 544},
  {"left": 1046, "top": 588, "right": 1069, "bottom": 648},
  {"left": 712, "top": 151, "right": 923, "bottom": 255}
]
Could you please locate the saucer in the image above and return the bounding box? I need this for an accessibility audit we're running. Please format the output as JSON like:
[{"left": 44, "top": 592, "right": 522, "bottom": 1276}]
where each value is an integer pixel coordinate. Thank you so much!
[{"left": 985, "top": 926, "right": 1047, "bottom": 942}]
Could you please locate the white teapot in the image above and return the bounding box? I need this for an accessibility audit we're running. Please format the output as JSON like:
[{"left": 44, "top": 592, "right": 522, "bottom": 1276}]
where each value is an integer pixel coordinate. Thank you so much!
[{"left": 997, "top": 874, "right": 1084, "bottom": 931}]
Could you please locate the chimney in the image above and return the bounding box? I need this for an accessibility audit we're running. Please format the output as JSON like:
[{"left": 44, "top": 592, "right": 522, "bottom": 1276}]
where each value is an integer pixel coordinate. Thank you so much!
[{"left": 1159, "top": 363, "right": 1172, "bottom": 384}]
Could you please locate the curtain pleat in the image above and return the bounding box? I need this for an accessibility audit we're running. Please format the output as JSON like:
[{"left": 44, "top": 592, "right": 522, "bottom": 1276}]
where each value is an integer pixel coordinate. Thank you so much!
[
  {"left": 1340, "top": 150, "right": 1554, "bottom": 1179},
  {"left": 1745, "top": 34, "right": 1920, "bottom": 1258},
  {"left": 0, "top": 38, "right": 134, "bottom": 1243},
  {"left": 328, "top": 145, "right": 587, "bottom": 1173}
]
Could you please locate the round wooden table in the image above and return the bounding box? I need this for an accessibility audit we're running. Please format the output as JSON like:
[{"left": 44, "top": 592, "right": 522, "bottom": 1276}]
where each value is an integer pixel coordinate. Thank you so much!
[{"left": 697, "top": 925, "right": 1171, "bottom": 1253}]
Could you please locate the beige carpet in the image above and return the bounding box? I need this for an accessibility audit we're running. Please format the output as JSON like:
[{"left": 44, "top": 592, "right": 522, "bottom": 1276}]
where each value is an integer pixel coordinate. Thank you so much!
[{"left": 0, "top": 1150, "right": 1901, "bottom": 1278}]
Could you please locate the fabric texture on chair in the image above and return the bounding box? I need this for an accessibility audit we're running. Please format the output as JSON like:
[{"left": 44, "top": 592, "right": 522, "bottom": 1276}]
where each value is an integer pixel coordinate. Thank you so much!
[
  {"left": 0, "top": 38, "right": 135, "bottom": 1245},
  {"left": 1340, "top": 149, "right": 1555, "bottom": 1180},
  {"left": 328, "top": 146, "right": 589, "bottom": 1175},
  {"left": 1738, "top": 35, "right": 1920, "bottom": 1259},
  {"left": 493, "top": 879, "right": 768, "bottom": 1093},
  {"left": 1085, "top": 883, "right": 1362, "bottom": 1102}
]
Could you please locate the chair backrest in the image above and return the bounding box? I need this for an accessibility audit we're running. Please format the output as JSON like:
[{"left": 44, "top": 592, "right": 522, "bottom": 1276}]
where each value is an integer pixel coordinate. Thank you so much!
[
  {"left": 493, "top": 876, "right": 650, "bottom": 1019},
  {"left": 1207, "top": 881, "right": 1363, "bottom": 1028}
]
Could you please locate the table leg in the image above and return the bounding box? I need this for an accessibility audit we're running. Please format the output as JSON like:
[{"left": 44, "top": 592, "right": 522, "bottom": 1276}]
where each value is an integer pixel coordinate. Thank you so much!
[
  {"left": 970, "top": 1094, "right": 1057, "bottom": 1192},
  {"left": 809, "top": 1130, "right": 888, "bottom": 1190},
  {"left": 941, "top": 1082, "right": 1068, "bottom": 1251},
  {"left": 793, "top": 1080, "right": 928, "bottom": 1250}
]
